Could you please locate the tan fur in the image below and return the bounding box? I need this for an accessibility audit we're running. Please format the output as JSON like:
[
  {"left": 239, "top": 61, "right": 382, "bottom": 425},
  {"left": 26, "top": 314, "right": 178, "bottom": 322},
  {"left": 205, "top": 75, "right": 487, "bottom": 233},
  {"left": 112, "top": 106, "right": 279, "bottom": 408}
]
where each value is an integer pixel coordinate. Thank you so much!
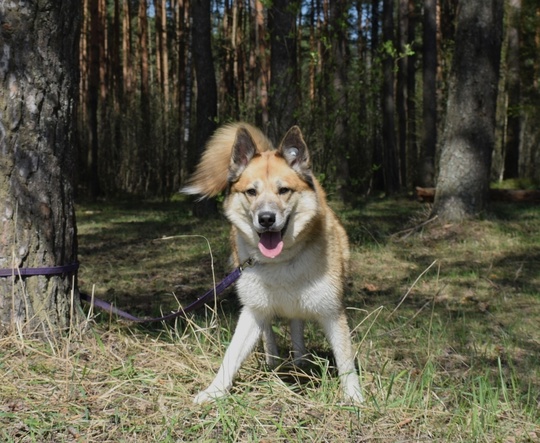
[
  {"left": 183, "top": 122, "right": 363, "bottom": 405},
  {"left": 182, "top": 123, "right": 274, "bottom": 198}
]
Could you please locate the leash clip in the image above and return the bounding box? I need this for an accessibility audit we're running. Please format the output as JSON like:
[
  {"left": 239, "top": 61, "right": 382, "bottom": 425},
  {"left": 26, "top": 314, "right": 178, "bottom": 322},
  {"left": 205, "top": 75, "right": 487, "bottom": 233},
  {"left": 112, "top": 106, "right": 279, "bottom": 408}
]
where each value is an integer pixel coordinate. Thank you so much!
[{"left": 240, "top": 257, "right": 255, "bottom": 271}]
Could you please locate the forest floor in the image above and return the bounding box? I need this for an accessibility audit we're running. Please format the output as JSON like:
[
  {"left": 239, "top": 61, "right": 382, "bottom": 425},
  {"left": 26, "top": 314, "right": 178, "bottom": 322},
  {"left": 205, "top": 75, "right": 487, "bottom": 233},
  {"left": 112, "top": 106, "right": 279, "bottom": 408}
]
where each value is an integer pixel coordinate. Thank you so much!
[{"left": 1, "top": 196, "right": 539, "bottom": 442}]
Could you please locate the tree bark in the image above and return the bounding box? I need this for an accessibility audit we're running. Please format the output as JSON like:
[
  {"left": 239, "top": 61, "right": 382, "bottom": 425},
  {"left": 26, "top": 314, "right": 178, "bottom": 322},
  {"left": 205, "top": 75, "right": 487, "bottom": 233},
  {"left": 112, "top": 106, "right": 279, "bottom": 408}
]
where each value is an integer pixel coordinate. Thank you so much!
[
  {"left": 254, "top": 0, "right": 269, "bottom": 128},
  {"left": 503, "top": 0, "right": 521, "bottom": 179},
  {"left": 88, "top": 0, "right": 102, "bottom": 198},
  {"left": 0, "top": 1, "right": 80, "bottom": 335},
  {"left": 406, "top": 0, "right": 418, "bottom": 190},
  {"left": 155, "top": 0, "right": 170, "bottom": 110},
  {"left": 268, "top": 0, "right": 299, "bottom": 144},
  {"left": 419, "top": 0, "right": 437, "bottom": 188},
  {"left": 432, "top": 0, "right": 504, "bottom": 221},
  {"left": 122, "top": 0, "right": 133, "bottom": 97},
  {"left": 370, "top": 0, "right": 384, "bottom": 192},
  {"left": 397, "top": 0, "right": 409, "bottom": 188},
  {"left": 138, "top": 0, "right": 150, "bottom": 114},
  {"left": 191, "top": 0, "right": 217, "bottom": 170},
  {"left": 190, "top": 0, "right": 218, "bottom": 216},
  {"left": 381, "top": 0, "right": 400, "bottom": 193},
  {"left": 329, "top": 0, "right": 351, "bottom": 199}
]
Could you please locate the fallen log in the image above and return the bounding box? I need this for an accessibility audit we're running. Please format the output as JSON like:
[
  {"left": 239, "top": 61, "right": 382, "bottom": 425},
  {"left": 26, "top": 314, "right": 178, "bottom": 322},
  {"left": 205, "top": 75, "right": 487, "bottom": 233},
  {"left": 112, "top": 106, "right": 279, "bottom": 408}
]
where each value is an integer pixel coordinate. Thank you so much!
[{"left": 415, "top": 187, "right": 540, "bottom": 203}]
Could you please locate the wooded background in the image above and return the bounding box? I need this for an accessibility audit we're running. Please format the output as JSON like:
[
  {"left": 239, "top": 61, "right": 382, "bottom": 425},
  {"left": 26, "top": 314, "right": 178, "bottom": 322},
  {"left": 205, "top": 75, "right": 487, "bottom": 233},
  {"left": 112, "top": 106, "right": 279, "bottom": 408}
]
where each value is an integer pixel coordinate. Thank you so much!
[{"left": 78, "top": 0, "right": 540, "bottom": 200}]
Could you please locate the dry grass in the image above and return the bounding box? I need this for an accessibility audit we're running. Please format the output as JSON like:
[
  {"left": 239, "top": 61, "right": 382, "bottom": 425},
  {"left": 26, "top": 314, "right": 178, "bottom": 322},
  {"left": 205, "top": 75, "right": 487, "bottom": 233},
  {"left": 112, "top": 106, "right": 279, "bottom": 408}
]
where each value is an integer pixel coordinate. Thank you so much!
[{"left": 1, "top": 197, "right": 539, "bottom": 442}]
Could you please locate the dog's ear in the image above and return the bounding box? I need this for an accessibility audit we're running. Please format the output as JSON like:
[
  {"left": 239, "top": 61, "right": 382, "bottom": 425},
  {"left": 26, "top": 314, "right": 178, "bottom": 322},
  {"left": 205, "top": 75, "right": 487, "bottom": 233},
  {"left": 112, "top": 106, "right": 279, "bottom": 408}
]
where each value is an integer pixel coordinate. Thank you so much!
[
  {"left": 229, "top": 127, "right": 257, "bottom": 181},
  {"left": 278, "top": 126, "right": 313, "bottom": 184}
]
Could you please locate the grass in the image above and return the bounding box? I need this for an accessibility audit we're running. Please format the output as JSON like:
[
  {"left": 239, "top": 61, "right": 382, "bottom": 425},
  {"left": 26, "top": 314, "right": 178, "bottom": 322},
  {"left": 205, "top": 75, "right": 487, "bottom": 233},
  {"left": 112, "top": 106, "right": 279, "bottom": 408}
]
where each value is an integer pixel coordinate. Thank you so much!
[{"left": 1, "top": 196, "right": 539, "bottom": 441}]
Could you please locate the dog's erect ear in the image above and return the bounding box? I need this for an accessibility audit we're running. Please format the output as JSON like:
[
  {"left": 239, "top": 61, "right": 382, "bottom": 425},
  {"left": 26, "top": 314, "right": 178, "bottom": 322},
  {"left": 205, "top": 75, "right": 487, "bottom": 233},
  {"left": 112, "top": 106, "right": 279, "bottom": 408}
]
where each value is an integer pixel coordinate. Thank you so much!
[
  {"left": 278, "top": 126, "right": 313, "bottom": 184},
  {"left": 229, "top": 127, "right": 257, "bottom": 181}
]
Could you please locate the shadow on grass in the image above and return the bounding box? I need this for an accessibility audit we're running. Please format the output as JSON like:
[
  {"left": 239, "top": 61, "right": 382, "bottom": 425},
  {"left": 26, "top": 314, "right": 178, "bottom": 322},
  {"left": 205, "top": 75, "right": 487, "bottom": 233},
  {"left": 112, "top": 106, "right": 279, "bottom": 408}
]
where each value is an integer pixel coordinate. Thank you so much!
[{"left": 77, "top": 197, "right": 540, "bottom": 402}]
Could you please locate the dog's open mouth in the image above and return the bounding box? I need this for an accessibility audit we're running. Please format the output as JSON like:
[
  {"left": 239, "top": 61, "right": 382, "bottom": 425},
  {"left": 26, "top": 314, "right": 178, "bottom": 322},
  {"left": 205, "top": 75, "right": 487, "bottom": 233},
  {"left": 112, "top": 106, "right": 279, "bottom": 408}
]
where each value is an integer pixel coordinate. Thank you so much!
[{"left": 258, "top": 230, "right": 284, "bottom": 258}]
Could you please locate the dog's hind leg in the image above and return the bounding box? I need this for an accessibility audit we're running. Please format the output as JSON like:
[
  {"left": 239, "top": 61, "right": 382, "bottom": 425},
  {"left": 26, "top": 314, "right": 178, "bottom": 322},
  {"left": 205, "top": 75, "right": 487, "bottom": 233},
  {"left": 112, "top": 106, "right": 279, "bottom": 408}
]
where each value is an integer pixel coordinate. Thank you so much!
[
  {"left": 290, "top": 319, "right": 308, "bottom": 366},
  {"left": 194, "top": 308, "right": 268, "bottom": 404},
  {"left": 262, "top": 323, "right": 280, "bottom": 367},
  {"left": 319, "top": 312, "right": 364, "bottom": 405}
]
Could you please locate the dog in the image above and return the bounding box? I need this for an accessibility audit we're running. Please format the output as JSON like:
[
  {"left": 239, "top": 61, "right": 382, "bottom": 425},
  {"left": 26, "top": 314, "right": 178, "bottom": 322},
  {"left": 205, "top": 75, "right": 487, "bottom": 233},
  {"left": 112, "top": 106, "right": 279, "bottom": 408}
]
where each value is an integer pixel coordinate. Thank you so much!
[{"left": 182, "top": 123, "right": 363, "bottom": 405}]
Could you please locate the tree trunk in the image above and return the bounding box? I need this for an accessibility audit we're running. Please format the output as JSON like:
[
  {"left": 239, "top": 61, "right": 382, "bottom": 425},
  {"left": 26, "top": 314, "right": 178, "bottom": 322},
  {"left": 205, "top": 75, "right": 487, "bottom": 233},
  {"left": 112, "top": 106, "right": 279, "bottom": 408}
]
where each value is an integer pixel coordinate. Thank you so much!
[
  {"left": 329, "top": 0, "right": 351, "bottom": 200},
  {"left": 397, "top": 0, "right": 409, "bottom": 188},
  {"left": 254, "top": 0, "right": 269, "bottom": 128},
  {"left": 88, "top": 0, "right": 102, "bottom": 198},
  {"left": 432, "top": 0, "right": 504, "bottom": 221},
  {"left": 406, "top": 0, "right": 418, "bottom": 190},
  {"left": 517, "top": 1, "right": 540, "bottom": 182},
  {"left": 0, "top": 1, "right": 80, "bottom": 335},
  {"left": 138, "top": 0, "right": 150, "bottom": 115},
  {"left": 112, "top": 0, "right": 122, "bottom": 104},
  {"left": 191, "top": 0, "right": 218, "bottom": 169},
  {"left": 419, "top": 0, "right": 437, "bottom": 188},
  {"left": 122, "top": 0, "right": 133, "bottom": 97},
  {"left": 503, "top": 0, "right": 521, "bottom": 179},
  {"left": 155, "top": 0, "right": 170, "bottom": 110},
  {"left": 190, "top": 0, "right": 218, "bottom": 216},
  {"left": 381, "top": 0, "right": 400, "bottom": 193},
  {"left": 137, "top": 0, "right": 151, "bottom": 193},
  {"left": 268, "top": 0, "right": 299, "bottom": 144},
  {"left": 370, "top": 0, "right": 384, "bottom": 192}
]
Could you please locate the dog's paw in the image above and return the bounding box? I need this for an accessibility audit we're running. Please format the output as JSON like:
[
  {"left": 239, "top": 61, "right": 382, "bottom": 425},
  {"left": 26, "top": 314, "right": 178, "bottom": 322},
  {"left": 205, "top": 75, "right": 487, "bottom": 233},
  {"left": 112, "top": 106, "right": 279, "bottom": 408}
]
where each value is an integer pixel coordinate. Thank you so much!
[
  {"left": 193, "top": 387, "right": 228, "bottom": 404},
  {"left": 343, "top": 386, "right": 364, "bottom": 405},
  {"left": 292, "top": 353, "right": 311, "bottom": 368},
  {"left": 265, "top": 353, "right": 282, "bottom": 368}
]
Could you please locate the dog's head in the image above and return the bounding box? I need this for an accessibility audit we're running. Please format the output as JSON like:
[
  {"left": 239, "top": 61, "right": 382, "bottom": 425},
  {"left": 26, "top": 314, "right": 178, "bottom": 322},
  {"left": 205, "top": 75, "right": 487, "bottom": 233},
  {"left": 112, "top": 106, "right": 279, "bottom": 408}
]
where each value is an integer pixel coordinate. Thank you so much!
[{"left": 225, "top": 126, "right": 319, "bottom": 259}]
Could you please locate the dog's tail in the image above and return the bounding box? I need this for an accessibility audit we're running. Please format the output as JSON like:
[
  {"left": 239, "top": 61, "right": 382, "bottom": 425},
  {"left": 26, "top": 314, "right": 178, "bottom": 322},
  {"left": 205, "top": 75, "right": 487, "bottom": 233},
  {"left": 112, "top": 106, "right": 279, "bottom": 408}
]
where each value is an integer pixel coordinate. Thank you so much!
[{"left": 181, "top": 123, "right": 273, "bottom": 199}]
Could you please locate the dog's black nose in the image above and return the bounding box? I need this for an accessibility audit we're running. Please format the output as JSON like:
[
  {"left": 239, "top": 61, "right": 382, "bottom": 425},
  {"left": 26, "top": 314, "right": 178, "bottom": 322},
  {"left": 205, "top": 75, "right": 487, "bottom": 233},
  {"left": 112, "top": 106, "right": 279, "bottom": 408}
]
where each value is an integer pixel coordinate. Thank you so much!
[{"left": 258, "top": 211, "right": 276, "bottom": 228}]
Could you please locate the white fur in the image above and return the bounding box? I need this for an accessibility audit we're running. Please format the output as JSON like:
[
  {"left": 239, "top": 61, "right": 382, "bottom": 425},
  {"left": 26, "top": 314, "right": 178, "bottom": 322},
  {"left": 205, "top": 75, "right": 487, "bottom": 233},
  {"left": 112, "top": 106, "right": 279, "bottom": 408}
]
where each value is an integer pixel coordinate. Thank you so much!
[
  {"left": 187, "top": 123, "right": 363, "bottom": 405},
  {"left": 194, "top": 203, "right": 363, "bottom": 405}
]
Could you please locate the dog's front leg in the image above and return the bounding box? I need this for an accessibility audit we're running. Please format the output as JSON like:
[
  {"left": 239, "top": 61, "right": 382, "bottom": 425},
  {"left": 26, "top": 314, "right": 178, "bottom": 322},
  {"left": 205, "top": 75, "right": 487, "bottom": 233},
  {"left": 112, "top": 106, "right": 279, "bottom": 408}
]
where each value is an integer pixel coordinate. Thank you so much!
[
  {"left": 319, "top": 312, "right": 364, "bottom": 405},
  {"left": 194, "top": 308, "right": 267, "bottom": 404}
]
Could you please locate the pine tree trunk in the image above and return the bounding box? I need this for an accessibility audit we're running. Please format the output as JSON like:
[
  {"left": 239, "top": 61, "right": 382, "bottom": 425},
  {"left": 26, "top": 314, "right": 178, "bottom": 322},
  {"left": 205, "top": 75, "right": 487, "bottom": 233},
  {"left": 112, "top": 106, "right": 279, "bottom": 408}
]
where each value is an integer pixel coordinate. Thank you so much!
[
  {"left": 0, "top": 1, "right": 80, "bottom": 335},
  {"left": 432, "top": 0, "right": 504, "bottom": 221},
  {"left": 406, "top": 0, "right": 418, "bottom": 190},
  {"left": 122, "top": 0, "right": 133, "bottom": 97},
  {"left": 190, "top": 0, "right": 218, "bottom": 216},
  {"left": 268, "top": 0, "right": 299, "bottom": 144},
  {"left": 397, "top": 0, "right": 409, "bottom": 188},
  {"left": 419, "top": 0, "right": 437, "bottom": 188},
  {"left": 503, "top": 0, "right": 521, "bottom": 179},
  {"left": 191, "top": 0, "right": 217, "bottom": 171},
  {"left": 254, "top": 0, "right": 269, "bottom": 127},
  {"left": 155, "top": 0, "right": 170, "bottom": 110},
  {"left": 381, "top": 0, "right": 400, "bottom": 193},
  {"left": 88, "top": 0, "right": 102, "bottom": 198},
  {"left": 329, "top": 0, "right": 351, "bottom": 199}
]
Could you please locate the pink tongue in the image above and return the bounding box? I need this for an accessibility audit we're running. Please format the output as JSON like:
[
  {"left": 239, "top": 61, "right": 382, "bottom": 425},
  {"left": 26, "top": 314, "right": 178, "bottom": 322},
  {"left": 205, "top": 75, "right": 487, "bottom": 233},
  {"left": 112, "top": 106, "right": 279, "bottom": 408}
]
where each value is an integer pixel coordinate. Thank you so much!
[{"left": 258, "top": 231, "right": 284, "bottom": 258}]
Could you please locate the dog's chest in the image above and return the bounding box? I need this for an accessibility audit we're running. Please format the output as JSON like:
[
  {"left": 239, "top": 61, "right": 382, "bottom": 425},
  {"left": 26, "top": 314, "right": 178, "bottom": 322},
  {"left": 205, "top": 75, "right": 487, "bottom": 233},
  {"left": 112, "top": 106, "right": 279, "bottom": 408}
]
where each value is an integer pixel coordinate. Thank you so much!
[{"left": 236, "top": 259, "right": 343, "bottom": 318}]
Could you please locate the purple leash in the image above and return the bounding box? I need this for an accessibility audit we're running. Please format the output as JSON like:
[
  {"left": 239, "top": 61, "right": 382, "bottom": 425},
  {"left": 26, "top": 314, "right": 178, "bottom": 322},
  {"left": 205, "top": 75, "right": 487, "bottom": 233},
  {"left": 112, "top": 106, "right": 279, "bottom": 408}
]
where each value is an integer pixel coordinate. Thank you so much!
[
  {"left": 80, "top": 258, "right": 254, "bottom": 323},
  {"left": 0, "top": 262, "right": 80, "bottom": 277},
  {"left": 0, "top": 259, "right": 253, "bottom": 323}
]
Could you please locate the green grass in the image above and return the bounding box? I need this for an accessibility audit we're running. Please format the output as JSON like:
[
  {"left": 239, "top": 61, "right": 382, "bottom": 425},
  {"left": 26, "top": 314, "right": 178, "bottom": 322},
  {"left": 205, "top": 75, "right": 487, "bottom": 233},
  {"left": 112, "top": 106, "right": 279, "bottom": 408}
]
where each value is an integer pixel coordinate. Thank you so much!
[{"left": 1, "top": 196, "right": 539, "bottom": 441}]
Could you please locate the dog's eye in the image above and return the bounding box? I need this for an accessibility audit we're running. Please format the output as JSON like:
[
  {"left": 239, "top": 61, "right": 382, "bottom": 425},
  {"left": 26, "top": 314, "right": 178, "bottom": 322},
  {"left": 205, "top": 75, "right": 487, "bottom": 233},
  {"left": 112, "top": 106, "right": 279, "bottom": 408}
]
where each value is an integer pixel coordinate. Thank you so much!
[
  {"left": 278, "top": 187, "right": 291, "bottom": 195},
  {"left": 245, "top": 188, "right": 257, "bottom": 197}
]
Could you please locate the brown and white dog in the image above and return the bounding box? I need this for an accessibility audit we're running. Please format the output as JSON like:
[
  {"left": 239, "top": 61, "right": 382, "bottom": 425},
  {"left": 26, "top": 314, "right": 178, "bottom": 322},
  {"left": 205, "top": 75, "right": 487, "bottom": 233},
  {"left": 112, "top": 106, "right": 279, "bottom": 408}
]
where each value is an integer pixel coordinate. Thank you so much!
[{"left": 183, "top": 123, "right": 363, "bottom": 405}]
